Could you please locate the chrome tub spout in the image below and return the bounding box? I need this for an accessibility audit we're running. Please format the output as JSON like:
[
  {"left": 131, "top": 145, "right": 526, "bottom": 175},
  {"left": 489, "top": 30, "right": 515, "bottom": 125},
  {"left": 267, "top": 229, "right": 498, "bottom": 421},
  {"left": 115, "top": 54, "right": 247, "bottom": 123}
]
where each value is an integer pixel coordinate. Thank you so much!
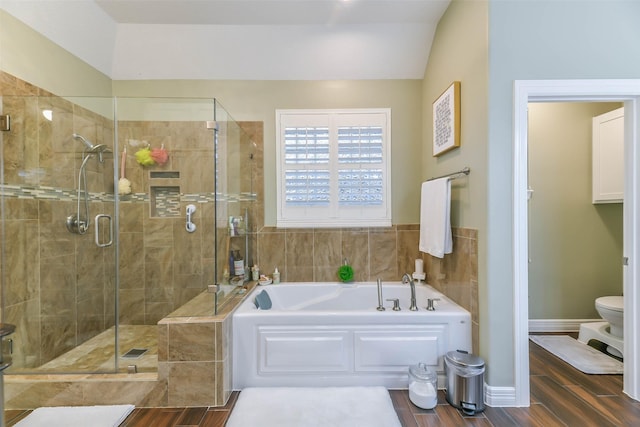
[{"left": 402, "top": 273, "right": 418, "bottom": 311}]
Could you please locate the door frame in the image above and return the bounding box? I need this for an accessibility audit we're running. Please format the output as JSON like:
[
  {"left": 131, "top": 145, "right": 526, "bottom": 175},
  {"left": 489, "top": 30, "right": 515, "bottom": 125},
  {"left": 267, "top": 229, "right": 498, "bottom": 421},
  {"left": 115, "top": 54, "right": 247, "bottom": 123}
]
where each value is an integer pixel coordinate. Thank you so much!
[{"left": 513, "top": 79, "right": 640, "bottom": 405}]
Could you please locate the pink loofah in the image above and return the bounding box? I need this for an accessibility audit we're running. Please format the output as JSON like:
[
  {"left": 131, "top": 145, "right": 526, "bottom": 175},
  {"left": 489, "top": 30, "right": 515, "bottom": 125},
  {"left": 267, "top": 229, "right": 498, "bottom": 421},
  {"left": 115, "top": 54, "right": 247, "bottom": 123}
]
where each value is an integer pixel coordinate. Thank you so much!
[
  {"left": 118, "top": 147, "right": 132, "bottom": 195},
  {"left": 150, "top": 145, "right": 169, "bottom": 165}
]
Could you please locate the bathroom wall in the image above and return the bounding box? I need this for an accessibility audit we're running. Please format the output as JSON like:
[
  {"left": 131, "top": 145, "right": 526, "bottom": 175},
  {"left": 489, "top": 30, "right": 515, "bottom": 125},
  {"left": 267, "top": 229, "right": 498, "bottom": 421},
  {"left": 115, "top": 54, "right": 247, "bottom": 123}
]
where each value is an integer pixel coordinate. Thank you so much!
[
  {"left": 0, "top": 71, "right": 259, "bottom": 370},
  {"left": 116, "top": 119, "right": 217, "bottom": 324},
  {"left": 116, "top": 116, "right": 259, "bottom": 323},
  {"left": 528, "top": 102, "right": 623, "bottom": 320},
  {"left": 487, "top": 0, "right": 640, "bottom": 387},
  {"left": 112, "top": 80, "right": 424, "bottom": 227},
  {"left": 419, "top": 0, "right": 487, "bottom": 357},
  {"left": 0, "top": 71, "right": 115, "bottom": 368},
  {"left": 2, "top": 4, "right": 480, "bottom": 361},
  {"left": 0, "top": 10, "right": 112, "bottom": 97}
]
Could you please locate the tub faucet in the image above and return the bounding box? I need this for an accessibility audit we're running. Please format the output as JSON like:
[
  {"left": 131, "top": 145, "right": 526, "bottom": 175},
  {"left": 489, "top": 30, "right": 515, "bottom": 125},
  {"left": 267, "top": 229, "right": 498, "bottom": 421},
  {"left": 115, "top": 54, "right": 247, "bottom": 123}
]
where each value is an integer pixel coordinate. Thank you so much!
[
  {"left": 376, "top": 278, "right": 385, "bottom": 311},
  {"left": 402, "top": 273, "right": 418, "bottom": 311}
]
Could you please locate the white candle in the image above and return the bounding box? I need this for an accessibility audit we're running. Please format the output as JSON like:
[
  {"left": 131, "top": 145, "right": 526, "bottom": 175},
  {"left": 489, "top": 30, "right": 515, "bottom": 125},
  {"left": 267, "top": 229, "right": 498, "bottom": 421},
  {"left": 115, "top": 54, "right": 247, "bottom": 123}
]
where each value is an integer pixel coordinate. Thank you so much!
[{"left": 415, "top": 259, "right": 424, "bottom": 275}]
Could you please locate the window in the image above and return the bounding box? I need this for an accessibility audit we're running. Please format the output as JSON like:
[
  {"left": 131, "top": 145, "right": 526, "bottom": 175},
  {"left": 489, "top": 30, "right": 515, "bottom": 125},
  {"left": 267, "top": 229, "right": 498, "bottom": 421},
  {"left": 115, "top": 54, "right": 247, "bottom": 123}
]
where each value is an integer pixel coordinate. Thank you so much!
[{"left": 276, "top": 109, "right": 391, "bottom": 228}]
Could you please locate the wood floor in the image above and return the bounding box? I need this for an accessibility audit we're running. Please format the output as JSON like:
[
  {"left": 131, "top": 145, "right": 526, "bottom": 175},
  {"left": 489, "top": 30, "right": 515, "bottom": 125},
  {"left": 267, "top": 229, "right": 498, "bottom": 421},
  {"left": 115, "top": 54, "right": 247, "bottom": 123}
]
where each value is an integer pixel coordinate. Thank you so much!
[{"left": 6, "top": 336, "right": 640, "bottom": 426}]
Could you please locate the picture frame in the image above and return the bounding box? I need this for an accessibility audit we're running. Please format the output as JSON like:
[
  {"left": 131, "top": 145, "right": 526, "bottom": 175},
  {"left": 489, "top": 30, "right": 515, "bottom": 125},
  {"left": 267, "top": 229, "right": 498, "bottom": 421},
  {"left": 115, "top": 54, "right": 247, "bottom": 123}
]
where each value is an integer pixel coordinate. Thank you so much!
[{"left": 432, "top": 81, "right": 461, "bottom": 156}]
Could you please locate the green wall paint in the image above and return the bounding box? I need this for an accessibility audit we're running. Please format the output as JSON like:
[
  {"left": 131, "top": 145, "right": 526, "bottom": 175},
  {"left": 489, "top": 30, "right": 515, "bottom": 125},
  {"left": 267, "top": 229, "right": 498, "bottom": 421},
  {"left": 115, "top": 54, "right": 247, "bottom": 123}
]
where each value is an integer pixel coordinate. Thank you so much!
[
  {"left": 528, "top": 102, "right": 623, "bottom": 319},
  {"left": 422, "top": 0, "right": 490, "bottom": 374},
  {"left": 0, "top": 10, "right": 111, "bottom": 96},
  {"left": 487, "top": 0, "right": 640, "bottom": 386},
  {"left": 113, "top": 79, "right": 424, "bottom": 226},
  {"left": 0, "top": 12, "right": 424, "bottom": 227}
]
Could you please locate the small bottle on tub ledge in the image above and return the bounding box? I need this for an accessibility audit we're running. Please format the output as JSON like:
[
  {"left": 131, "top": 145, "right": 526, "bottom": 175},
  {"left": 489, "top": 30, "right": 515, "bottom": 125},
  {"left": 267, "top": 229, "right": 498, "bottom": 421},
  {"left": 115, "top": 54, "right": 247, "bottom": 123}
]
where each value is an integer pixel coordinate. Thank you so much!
[{"left": 272, "top": 267, "right": 280, "bottom": 284}]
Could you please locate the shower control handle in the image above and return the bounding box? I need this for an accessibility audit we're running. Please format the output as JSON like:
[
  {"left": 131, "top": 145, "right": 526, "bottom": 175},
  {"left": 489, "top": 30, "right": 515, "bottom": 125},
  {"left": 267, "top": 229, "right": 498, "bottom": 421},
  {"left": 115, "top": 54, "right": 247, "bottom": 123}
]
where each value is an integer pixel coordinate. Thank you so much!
[
  {"left": 386, "top": 298, "right": 401, "bottom": 311},
  {"left": 426, "top": 298, "right": 440, "bottom": 311},
  {"left": 94, "top": 214, "right": 113, "bottom": 247},
  {"left": 186, "top": 204, "right": 197, "bottom": 233}
]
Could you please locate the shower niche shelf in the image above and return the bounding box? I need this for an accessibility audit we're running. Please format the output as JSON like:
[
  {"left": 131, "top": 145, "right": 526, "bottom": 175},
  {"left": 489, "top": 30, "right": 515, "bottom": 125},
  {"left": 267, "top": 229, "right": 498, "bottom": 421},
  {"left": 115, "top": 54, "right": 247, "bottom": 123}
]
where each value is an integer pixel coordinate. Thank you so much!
[
  {"left": 150, "top": 171, "right": 181, "bottom": 218},
  {"left": 150, "top": 171, "right": 180, "bottom": 179}
]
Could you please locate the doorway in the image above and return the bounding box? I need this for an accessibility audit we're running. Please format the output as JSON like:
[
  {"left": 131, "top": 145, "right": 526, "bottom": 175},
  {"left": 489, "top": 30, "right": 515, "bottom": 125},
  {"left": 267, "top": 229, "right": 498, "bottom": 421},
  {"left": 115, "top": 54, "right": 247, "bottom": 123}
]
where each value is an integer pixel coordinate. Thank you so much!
[
  {"left": 528, "top": 102, "right": 624, "bottom": 328},
  {"left": 513, "top": 80, "right": 640, "bottom": 405}
]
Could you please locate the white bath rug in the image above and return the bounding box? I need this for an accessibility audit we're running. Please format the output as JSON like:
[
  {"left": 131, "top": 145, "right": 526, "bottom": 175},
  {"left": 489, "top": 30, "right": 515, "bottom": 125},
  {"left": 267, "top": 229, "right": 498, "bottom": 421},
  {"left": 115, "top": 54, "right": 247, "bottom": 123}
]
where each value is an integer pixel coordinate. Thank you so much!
[
  {"left": 530, "top": 335, "right": 623, "bottom": 374},
  {"left": 226, "top": 386, "right": 402, "bottom": 427},
  {"left": 14, "top": 404, "right": 135, "bottom": 427}
]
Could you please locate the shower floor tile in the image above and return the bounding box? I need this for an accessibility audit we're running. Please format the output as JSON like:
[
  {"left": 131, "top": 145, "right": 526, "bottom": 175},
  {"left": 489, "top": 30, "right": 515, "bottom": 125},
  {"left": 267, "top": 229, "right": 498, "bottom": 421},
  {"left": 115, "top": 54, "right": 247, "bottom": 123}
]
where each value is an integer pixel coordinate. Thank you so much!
[{"left": 11, "top": 325, "right": 157, "bottom": 374}]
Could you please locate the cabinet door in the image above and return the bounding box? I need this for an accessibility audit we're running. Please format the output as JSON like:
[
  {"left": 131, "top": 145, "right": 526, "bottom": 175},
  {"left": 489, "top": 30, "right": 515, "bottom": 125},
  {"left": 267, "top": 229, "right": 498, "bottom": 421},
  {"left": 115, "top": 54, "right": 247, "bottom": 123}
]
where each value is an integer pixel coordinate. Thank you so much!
[{"left": 593, "top": 107, "right": 624, "bottom": 203}]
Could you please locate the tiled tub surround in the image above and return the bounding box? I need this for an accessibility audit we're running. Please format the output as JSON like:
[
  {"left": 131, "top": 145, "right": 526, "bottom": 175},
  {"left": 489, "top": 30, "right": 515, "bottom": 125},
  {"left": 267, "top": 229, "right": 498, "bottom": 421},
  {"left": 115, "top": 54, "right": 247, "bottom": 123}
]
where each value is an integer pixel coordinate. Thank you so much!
[
  {"left": 156, "top": 286, "right": 253, "bottom": 408},
  {"left": 255, "top": 226, "right": 479, "bottom": 354}
]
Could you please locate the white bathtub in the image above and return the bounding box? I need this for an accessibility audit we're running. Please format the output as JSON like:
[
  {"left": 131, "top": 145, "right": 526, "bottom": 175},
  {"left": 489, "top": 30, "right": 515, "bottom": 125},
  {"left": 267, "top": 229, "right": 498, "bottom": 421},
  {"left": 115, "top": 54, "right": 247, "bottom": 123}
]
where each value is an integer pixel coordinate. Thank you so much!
[{"left": 232, "top": 282, "right": 471, "bottom": 389}]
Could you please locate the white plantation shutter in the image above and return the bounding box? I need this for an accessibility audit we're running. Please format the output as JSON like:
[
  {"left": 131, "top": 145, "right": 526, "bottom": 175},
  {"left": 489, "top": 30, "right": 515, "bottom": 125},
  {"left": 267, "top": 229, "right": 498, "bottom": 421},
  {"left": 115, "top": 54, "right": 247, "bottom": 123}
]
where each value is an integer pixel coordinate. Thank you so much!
[
  {"left": 276, "top": 109, "right": 391, "bottom": 228},
  {"left": 284, "top": 126, "right": 330, "bottom": 205}
]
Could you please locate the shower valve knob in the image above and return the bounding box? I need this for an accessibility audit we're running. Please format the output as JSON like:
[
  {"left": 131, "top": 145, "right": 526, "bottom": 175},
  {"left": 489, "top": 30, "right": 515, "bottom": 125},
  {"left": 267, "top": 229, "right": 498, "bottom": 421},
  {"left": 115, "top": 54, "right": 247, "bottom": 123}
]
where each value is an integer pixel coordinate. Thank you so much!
[{"left": 186, "top": 204, "right": 197, "bottom": 233}]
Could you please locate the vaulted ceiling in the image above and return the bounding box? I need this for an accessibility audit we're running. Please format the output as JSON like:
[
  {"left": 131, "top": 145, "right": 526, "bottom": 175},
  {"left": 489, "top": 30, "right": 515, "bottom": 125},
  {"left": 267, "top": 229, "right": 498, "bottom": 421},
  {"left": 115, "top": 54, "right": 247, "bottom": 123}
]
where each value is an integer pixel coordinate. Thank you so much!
[{"left": 1, "top": 0, "right": 450, "bottom": 80}]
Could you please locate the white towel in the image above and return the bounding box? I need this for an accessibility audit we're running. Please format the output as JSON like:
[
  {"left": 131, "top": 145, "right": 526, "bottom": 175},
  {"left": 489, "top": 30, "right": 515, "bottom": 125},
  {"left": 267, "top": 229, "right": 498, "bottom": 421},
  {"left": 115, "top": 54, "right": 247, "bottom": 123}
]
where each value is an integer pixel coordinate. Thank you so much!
[
  {"left": 14, "top": 404, "right": 135, "bottom": 427},
  {"left": 419, "top": 178, "right": 452, "bottom": 258}
]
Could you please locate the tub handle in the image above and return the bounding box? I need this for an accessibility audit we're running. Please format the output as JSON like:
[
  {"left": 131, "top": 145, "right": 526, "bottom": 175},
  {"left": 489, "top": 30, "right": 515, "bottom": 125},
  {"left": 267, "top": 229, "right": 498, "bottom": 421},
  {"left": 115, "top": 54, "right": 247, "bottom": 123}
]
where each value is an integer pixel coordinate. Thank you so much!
[
  {"left": 426, "top": 298, "right": 440, "bottom": 311},
  {"left": 386, "top": 298, "right": 401, "bottom": 311}
]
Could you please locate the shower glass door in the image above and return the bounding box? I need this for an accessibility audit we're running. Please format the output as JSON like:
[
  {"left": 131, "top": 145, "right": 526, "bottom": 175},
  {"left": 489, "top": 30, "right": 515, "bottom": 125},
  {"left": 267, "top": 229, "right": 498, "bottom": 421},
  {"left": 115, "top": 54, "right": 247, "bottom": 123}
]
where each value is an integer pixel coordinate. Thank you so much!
[
  {"left": 1, "top": 95, "right": 119, "bottom": 374},
  {"left": 0, "top": 95, "right": 234, "bottom": 375}
]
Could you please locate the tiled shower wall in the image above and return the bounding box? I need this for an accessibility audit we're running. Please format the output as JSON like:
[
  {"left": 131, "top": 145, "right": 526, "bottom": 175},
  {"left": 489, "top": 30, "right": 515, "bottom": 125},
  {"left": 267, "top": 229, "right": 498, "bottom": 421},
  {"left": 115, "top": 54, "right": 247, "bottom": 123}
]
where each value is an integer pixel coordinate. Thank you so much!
[
  {"left": 0, "top": 71, "right": 258, "bottom": 369},
  {"left": 116, "top": 120, "right": 216, "bottom": 325},
  {"left": 0, "top": 71, "right": 115, "bottom": 368},
  {"left": 118, "top": 118, "right": 259, "bottom": 324}
]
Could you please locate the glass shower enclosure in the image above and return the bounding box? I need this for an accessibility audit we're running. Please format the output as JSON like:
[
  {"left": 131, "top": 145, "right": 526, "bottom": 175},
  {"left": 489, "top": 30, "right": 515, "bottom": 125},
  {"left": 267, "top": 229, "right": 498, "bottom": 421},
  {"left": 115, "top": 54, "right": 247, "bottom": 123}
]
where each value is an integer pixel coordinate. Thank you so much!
[{"left": 0, "top": 94, "right": 254, "bottom": 375}]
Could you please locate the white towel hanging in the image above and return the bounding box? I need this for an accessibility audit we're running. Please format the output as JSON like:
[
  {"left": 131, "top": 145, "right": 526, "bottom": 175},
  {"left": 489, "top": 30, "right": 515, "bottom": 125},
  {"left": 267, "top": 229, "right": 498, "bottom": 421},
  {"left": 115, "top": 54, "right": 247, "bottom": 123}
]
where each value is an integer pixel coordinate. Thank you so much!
[{"left": 419, "top": 177, "right": 452, "bottom": 258}]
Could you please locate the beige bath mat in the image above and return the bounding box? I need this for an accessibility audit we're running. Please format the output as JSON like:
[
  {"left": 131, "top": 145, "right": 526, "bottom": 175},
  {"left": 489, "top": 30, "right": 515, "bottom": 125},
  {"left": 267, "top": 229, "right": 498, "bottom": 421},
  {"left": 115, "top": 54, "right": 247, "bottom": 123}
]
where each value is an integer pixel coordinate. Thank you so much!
[{"left": 530, "top": 335, "right": 623, "bottom": 374}]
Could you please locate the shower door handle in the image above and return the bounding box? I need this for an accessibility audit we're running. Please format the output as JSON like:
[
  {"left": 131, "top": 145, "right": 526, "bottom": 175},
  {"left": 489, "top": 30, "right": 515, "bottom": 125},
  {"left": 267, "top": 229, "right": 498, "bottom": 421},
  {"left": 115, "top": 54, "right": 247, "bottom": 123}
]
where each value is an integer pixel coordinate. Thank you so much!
[{"left": 94, "top": 214, "right": 113, "bottom": 247}]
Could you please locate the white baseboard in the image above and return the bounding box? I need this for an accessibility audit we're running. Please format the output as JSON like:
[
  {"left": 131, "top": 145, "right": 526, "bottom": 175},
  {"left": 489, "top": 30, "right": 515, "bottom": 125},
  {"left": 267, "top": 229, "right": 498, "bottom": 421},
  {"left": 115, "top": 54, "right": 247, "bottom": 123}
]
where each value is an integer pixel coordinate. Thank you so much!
[
  {"left": 486, "top": 319, "right": 603, "bottom": 408},
  {"left": 484, "top": 384, "right": 518, "bottom": 407},
  {"left": 528, "top": 318, "right": 600, "bottom": 333}
]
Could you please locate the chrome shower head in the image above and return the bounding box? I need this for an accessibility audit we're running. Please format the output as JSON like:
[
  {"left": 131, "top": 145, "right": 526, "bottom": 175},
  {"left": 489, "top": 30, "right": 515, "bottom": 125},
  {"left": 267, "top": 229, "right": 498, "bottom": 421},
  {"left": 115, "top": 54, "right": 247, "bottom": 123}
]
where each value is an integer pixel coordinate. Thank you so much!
[
  {"left": 72, "top": 133, "right": 111, "bottom": 154},
  {"left": 73, "top": 133, "right": 94, "bottom": 150}
]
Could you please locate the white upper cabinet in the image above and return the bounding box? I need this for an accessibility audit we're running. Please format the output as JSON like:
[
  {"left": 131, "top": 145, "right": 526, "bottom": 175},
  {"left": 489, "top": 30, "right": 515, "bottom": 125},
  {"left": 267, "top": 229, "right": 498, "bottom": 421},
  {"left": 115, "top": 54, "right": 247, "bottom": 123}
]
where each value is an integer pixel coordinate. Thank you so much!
[{"left": 593, "top": 107, "right": 624, "bottom": 204}]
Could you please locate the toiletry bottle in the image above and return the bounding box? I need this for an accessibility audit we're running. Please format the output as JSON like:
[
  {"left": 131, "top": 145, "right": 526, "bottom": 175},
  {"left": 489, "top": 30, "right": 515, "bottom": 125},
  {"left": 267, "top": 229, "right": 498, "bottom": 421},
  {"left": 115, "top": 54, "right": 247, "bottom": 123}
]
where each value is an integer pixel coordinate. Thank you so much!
[
  {"left": 229, "top": 216, "right": 235, "bottom": 236},
  {"left": 252, "top": 265, "right": 260, "bottom": 281},
  {"left": 229, "top": 251, "right": 235, "bottom": 276},
  {"left": 234, "top": 250, "right": 244, "bottom": 277},
  {"left": 273, "top": 267, "right": 280, "bottom": 284}
]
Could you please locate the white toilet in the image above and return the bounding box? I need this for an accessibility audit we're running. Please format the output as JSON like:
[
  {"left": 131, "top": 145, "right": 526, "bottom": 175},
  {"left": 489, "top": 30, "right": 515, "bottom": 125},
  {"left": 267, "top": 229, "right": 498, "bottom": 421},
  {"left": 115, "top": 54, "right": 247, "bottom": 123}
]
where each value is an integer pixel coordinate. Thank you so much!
[{"left": 578, "top": 296, "right": 624, "bottom": 359}]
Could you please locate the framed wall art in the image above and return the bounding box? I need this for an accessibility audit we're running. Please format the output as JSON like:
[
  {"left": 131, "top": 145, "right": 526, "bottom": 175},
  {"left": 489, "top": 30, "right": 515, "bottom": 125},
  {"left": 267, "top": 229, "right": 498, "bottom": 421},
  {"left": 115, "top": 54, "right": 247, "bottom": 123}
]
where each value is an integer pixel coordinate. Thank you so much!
[{"left": 432, "top": 81, "right": 460, "bottom": 156}]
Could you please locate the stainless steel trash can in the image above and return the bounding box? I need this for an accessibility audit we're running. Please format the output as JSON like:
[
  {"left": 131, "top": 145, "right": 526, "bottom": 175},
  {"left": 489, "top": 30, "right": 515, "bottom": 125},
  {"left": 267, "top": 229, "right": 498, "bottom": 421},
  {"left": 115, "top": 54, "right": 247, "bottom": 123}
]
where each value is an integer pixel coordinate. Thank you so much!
[{"left": 444, "top": 350, "right": 485, "bottom": 414}]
